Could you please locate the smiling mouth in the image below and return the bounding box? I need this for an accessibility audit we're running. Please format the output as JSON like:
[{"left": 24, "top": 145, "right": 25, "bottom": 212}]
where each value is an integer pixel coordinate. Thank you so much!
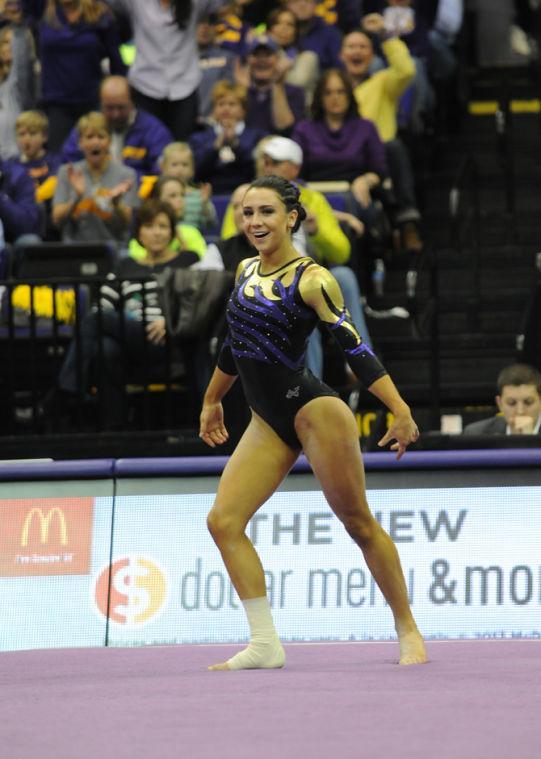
[{"left": 252, "top": 231, "right": 269, "bottom": 239}]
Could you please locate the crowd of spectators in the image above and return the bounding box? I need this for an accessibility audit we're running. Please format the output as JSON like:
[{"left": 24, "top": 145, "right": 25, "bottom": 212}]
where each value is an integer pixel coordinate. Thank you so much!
[{"left": 0, "top": 0, "right": 466, "bottom": 426}]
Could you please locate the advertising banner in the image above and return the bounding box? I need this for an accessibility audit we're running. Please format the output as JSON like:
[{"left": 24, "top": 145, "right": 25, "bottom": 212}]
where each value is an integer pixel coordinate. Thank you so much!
[
  {"left": 0, "top": 497, "right": 94, "bottom": 577},
  {"left": 99, "top": 487, "right": 541, "bottom": 647},
  {"left": 0, "top": 496, "right": 113, "bottom": 651}
]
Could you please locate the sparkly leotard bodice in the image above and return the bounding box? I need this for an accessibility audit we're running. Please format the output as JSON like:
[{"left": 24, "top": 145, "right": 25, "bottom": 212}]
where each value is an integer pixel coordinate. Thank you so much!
[
  {"left": 224, "top": 257, "right": 324, "bottom": 428},
  {"left": 229, "top": 257, "right": 316, "bottom": 367},
  {"left": 218, "top": 255, "right": 387, "bottom": 448}
]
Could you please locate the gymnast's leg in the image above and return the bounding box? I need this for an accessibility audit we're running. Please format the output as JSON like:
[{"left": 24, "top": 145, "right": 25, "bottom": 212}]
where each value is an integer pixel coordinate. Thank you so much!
[
  {"left": 295, "top": 396, "right": 427, "bottom": 665},
  {"left": 206, "top": 413, "right": 299, "bottom": 670}
]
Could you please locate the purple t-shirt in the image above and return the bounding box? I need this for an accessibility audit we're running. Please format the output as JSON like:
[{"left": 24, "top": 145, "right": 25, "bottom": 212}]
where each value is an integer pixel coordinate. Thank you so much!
[{"left": 292, "top": 117, "right": 388, "bottom": 182}]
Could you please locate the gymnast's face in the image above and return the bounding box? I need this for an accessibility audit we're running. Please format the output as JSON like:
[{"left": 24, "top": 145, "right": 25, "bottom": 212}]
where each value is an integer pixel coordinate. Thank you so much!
[{"left": 242, "top": 187, "right": 297, "bottom": 254}]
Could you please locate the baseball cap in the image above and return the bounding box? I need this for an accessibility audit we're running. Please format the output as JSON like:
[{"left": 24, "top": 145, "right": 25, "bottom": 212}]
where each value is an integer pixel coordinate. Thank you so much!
[
  {"left": 263, "top": 136, "right": 303, "bottom": 165},
  {"left": 246, "top": 35, "right": 279, "bottom": 55}
]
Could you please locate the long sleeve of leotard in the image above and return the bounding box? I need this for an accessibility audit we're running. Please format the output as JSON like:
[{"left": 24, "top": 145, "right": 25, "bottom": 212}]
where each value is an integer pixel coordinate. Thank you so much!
[
  {"left": 324, "top": 302, "right": 387, "bottom": 387},
  {"left": 302, "top": 266, "right": 388, "bottom": 388}
]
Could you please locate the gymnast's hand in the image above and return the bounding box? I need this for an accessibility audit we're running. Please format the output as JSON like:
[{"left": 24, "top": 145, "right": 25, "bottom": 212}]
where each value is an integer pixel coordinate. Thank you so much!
[
  {"left": 378, "top": 412, "right": 419, "bottom": 461},
  {"left": 199, "top": 402, "right": 229, "bottom": 448}
]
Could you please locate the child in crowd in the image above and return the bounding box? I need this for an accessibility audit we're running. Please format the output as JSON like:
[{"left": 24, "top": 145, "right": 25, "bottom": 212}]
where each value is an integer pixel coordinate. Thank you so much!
[
  {"left": 129, "top": 175, "right": 206, "bottom": 262},
  {"left": 14, "top": 111, "right": 60, "bottom": 195},
  {"left": 158, "top": 142, "right": 218, "bottom": 231},
  {"left": 11, "top": 110, "right": 61, "bottom": 238}
]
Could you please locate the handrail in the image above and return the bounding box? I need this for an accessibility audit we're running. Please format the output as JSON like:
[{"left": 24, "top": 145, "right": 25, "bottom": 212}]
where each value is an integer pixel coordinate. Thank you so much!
[
  {"left": 449, "top": 153, "right": 480, "bottom": 250},
  {"left": 494, "top": 90, "right": 516, "bottom": 223},
  {"left": 448, "top": 152, "right": 482, "bottom": 336},
  {"left": 427, "top": 154, "right": 481, "bottom": 428}
]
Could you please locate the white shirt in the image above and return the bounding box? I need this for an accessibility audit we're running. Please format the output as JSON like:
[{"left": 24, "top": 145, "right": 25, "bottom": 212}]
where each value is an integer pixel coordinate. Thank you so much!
[{"left": 107, "top": 0, "right": 228, "bottom": 100}]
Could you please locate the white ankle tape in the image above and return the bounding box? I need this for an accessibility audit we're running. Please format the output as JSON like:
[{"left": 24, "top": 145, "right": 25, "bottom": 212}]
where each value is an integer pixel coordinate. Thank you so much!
[{"left": 227, "top": 596, "right": 285, "bottom": 670}]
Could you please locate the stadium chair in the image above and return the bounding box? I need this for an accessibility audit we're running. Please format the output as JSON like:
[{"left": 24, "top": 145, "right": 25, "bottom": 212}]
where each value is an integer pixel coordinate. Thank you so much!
[{"left": 8, "top": 242, "right": 118, "bottom": 279}]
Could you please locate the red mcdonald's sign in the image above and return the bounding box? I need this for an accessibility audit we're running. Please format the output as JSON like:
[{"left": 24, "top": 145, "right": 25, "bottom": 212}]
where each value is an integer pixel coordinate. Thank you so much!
[{"left": 0, "top": 498, "right": 94, "bottom": 576}]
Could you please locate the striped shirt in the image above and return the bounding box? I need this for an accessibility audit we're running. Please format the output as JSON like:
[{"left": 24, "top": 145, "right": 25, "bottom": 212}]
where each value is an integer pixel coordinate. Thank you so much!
[{"left": 98, "top": 254, "right": 194, "bottom": 322}]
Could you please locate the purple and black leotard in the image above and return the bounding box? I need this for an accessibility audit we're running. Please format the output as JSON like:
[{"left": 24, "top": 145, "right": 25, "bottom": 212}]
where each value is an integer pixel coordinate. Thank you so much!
[{"left": 218, "top": 256, "right": 387, "bottom": 449}]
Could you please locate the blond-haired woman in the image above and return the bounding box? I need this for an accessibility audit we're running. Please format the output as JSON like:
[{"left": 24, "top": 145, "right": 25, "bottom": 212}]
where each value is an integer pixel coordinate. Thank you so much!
[
  {"left": 52, "top": 111, "right": 137, "bottom": 243},
  {"left": 188, "top": 80, "right": 264, "bottom": 193},
  {"left": 24, "top": 0, "right": 125, "bottom": 150}
]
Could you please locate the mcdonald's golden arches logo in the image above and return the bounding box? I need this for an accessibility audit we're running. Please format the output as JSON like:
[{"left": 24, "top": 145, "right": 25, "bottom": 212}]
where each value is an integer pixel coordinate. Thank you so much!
[
  {"left": 21, "top": 507, "right": 68, "bottom": 547},
  {"left": 0, "top": 497, "right": 94, "bottom": 576}
]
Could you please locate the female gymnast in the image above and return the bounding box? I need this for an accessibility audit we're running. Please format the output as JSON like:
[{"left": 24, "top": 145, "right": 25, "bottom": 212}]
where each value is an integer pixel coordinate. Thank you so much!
[{"left": 199, "top": 175, "right": 427, "bottom": 670}]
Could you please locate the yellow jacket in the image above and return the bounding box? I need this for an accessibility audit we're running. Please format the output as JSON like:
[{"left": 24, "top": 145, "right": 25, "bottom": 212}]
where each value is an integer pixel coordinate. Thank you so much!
[
  {"left": 221, "top": 184, "right": 351, "bottom": 266},
  {"left": 353, "top": 38, "right": 415, "bottom": 143}
]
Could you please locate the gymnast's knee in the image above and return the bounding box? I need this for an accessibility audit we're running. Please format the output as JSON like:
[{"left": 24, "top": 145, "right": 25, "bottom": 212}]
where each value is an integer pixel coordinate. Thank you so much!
[
  {"left": 206, "top": 507, "right": 245, "bottom": 546},
  {"left": 340, "top": 511, "right": 378, "bottom": 547},
  {"left": 293, "top": 413, "right": 312, "bottom": 441},
  {"left": 295, "top": 398, "right": 351, "bottom": 440}
]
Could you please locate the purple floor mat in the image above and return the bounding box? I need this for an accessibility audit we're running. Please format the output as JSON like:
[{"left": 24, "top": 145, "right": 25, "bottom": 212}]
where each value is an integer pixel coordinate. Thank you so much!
[{"left": 1, "top": 640, "right": 539, "bottom": 759}]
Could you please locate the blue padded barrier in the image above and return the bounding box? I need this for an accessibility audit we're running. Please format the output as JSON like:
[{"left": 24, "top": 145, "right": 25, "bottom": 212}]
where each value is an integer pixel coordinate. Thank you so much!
[
  {"left": 114, "top": 456, "right": 231, "bottom": 477},
  {"left": 114, "top": 449, "right": 541, "bottom": 477},
  {"left": 1, "top": 449, "right": 540, "bottom": 482},
  {"left": 114, "top": 455, "right": 311, "bottom": 476},
  {"left": 0, "top": 458, "right": 115, "bottom": 481},
  {"left": 362, "top": 449, "right": 541, "bottom": 469}
]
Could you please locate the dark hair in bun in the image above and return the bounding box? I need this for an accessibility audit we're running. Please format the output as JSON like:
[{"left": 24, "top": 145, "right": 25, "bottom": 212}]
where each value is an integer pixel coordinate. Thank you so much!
[{"left": 247, "top": 175, "right": 307, "bottom": 233}]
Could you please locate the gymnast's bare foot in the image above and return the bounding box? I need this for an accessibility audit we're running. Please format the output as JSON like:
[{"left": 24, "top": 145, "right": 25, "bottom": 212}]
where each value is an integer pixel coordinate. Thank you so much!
[
  {"left": 208, "top": 661, "right": 231, "bottom": 671},
  {"left": 397, "top": 625, "right": 427, "bottom": 665}
]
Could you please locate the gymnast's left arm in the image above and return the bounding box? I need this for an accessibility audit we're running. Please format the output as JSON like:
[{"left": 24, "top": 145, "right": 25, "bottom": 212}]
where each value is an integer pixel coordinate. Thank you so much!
[{"left": 299, "top": 266, "right": 419, "bottom": 458}]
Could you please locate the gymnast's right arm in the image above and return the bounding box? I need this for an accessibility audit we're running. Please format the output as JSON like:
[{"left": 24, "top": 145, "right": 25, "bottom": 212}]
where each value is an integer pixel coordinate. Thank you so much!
[
  {"left": 199, "top": 355, "right": 238, "bottom": 447},
  {"left": 200, "top": 258, "right": 249, "bottom": 447}
]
